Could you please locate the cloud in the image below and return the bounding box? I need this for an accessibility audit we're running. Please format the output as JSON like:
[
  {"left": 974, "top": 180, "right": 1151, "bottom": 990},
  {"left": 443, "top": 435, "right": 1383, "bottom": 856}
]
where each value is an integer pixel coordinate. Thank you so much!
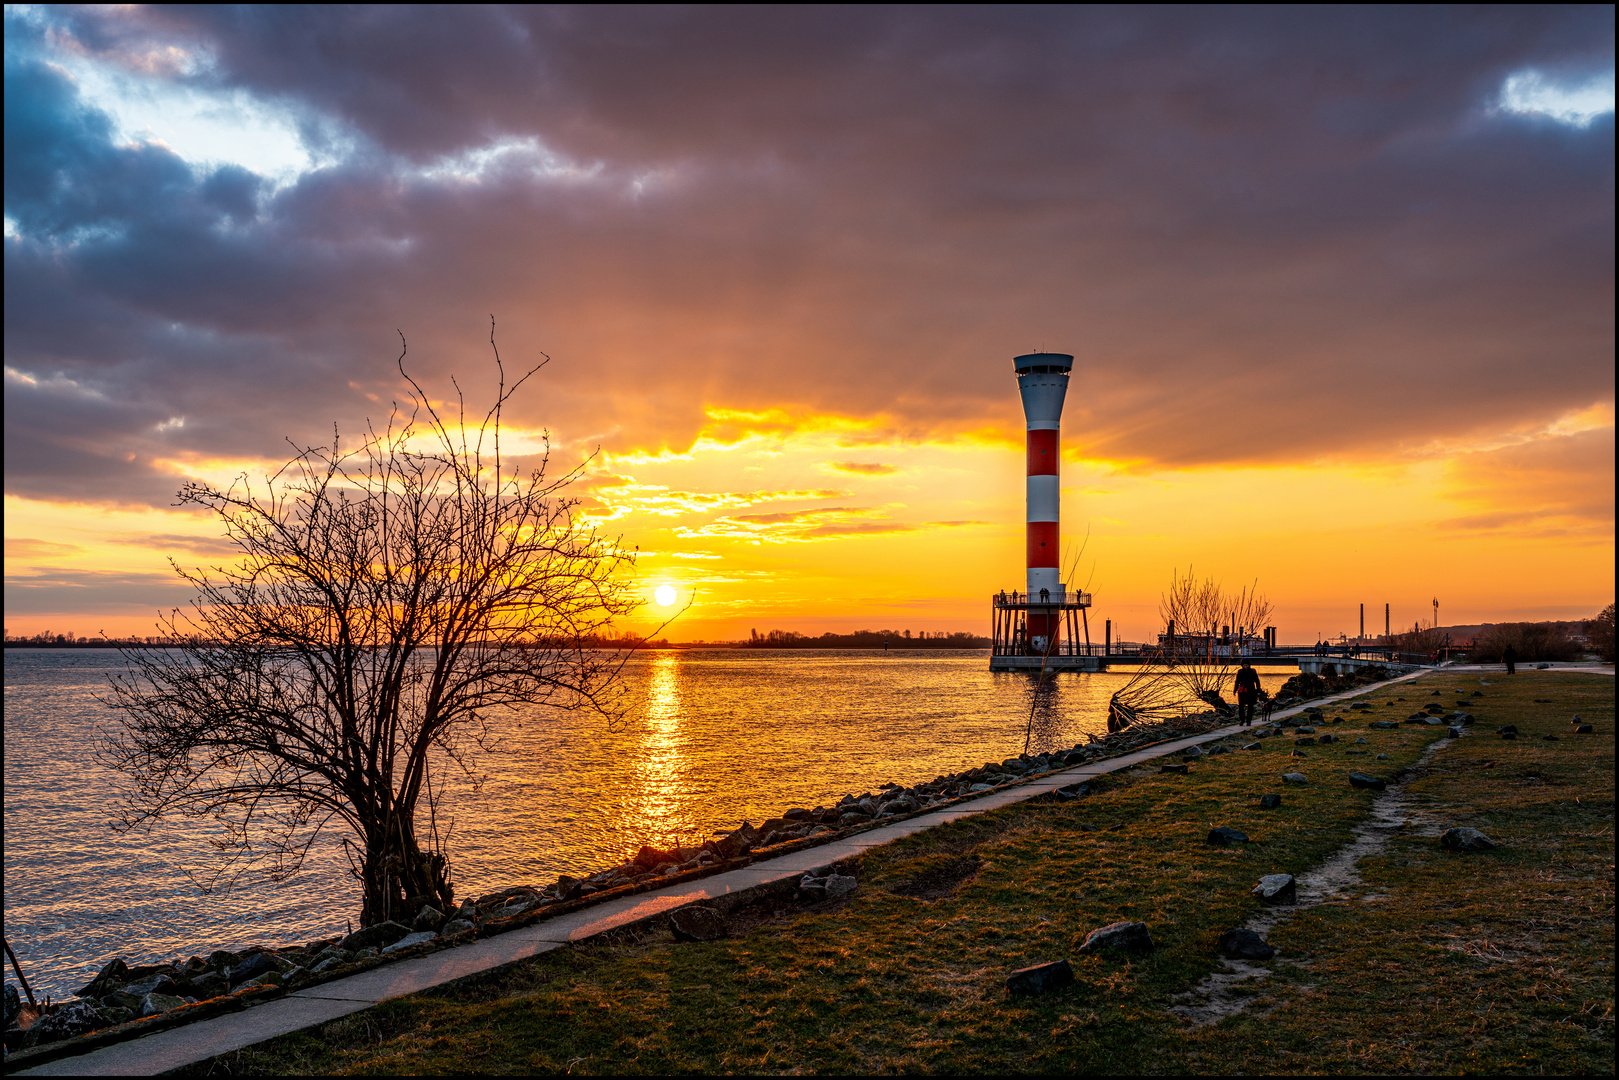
[
  {"left": 2, "top": 566, "right": 192, "bottom": 614},
  {"left": 2, "top": 5, "right": 1612, "bottom": 511},
  {"left": 1438, "top": 426, "right": 1614, "bottom": 537},
  {"left": 829, "top": 461, "right": 898, "bottom": 475},
  {"left": 5, "top": 538, "right": 85, "bottom": 559}
]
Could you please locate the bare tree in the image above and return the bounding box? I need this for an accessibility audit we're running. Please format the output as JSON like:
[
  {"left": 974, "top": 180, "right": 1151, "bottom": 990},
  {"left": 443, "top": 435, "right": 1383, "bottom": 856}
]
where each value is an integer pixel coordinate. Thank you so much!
[
  {"left": 102, "top": 325, "right": 644, "bottom": 926},
  {"left": 1109, "top": 567, "right": 1274, "bottom": 728}
]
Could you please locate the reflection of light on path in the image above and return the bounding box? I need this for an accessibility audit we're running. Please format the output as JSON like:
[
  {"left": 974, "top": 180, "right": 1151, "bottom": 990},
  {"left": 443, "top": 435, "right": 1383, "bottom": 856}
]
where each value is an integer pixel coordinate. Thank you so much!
[{"left": 636, "top": 651, "right": 685, "bottom": 841}]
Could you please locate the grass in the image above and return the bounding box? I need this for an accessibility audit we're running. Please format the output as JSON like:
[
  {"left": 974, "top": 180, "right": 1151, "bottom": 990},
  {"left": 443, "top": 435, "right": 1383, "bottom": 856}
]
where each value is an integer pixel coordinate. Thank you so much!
[{"left": 178, "top": 670, "right": 1613, "bottom": 1075}]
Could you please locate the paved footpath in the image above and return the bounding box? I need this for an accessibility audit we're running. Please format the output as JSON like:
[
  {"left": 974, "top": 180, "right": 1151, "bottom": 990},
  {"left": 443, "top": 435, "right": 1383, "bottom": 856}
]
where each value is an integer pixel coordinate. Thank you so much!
[{"left": 19, "top": 669, "right": 1444, "bottom": 1076}]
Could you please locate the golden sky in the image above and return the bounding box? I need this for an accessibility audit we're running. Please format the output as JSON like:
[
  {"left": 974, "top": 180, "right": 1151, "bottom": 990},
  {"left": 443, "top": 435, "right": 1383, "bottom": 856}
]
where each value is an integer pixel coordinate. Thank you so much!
[{"left": 4, "top": 8, "right": 1614, "bottom": 642}]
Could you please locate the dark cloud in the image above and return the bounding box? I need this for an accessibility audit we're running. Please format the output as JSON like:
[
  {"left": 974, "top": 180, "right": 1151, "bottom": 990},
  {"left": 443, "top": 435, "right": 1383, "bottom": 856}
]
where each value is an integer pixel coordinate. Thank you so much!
[
  {"left": 2, "top": 567, "right": 192, "bottom": 614},
  {"left": 4, "top": 6, "right": 1613, "bottom": 505}
]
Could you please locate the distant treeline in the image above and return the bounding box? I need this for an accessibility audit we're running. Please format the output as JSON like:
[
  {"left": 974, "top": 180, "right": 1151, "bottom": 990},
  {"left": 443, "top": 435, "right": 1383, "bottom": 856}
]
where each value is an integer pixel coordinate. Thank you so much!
[
  {"left": 4, "top": 633, "right": 183, "bottom": 648},
  {"left": 743, "top": 628, "right": 990, "bottom": 649}
]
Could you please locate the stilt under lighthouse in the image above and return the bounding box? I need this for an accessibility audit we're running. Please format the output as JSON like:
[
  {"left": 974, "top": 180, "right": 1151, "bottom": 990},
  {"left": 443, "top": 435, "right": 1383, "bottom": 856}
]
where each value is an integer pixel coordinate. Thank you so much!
[{"left": 989, "top": 351, "right": 1098, "bottom": 671}]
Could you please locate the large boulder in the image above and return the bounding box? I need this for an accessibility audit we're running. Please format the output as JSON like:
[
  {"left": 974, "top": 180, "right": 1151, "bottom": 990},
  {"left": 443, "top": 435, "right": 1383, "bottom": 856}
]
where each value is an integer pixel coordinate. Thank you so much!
[
  {"left": 1252, "top": 874, "right": 1296, "bottom": 905},
  {"left": 227, "top": 953, "right": 281, "bottom": 988},
  {"left": 1440, "top": 827, "right": 1500, "bottom": 852},
  {"left": 1282, "top": 772, "right": 1308, "bottom": 784},
  {"left": 338, "top": 920, "right": 412, "bottom": 955},
  {"left": 1349, "top": 772, "right": 1387, "bottom": 791},
  {"left": 23, "top": 1001, "right": 106, "bottom": 1047},
  {"left": 76, "top": 957, "right": 129, "bottom": 999},
  {"left": 1077, "top": 921, "right": 1155, "bottom": 955},
  {"left": 122, "top": 972, "right": 177, "bottom": 997},
  {"left": 1006, "top": 960, "right": 1075, "bottom": 997},
  {"left": 632, "top": 845, "right": 673, "bottom": 870},
  {"left": 824, "top": 873, "right": 859, "bottom": 899},
  {"left": 1218, "top": 928, "right": 1275, "bottom": 960},
  {"left": 138, "top": 992, "right": 186, "bottom": 1018},
  {"left": 669, "top": 905, "right": 728, "bottom": 942},
  {"left": 381, "top": 931, "right": 438, "bottom": 954}
]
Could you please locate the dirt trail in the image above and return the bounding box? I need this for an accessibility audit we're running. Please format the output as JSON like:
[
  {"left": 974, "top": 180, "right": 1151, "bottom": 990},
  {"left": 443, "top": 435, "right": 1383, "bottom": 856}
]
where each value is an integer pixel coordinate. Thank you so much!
[{"left": 1170, "top": 733, "right": 1456, "bottom": 1026}]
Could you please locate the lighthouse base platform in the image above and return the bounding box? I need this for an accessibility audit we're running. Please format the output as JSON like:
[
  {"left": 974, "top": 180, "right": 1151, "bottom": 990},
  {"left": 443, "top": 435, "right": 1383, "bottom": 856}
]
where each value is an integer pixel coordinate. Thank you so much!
[{"left": 989, "top": 655, "right": 1105, "bottom": 672}]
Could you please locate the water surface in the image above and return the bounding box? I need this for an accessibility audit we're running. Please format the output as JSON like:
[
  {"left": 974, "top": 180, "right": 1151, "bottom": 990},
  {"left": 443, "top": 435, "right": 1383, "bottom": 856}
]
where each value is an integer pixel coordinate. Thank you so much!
[{"left": 2, "top": 647, "right": 1291, "bottom": 998}]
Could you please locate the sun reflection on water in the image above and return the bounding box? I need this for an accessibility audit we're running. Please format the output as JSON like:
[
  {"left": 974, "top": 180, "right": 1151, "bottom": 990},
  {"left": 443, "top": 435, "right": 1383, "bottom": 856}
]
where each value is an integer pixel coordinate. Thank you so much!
[{"left": 634, "top": 650, "right": 689, "bottom": 844}]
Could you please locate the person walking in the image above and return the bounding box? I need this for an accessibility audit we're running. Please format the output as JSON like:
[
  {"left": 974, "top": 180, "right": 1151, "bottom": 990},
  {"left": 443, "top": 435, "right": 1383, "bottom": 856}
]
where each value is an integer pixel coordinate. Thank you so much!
[
  {"left": 1503, "top": 644, "right": 1517, "bottom": 675},
  {"left": 1234, "top": 659, "right": 1262, "bottom": 727}
]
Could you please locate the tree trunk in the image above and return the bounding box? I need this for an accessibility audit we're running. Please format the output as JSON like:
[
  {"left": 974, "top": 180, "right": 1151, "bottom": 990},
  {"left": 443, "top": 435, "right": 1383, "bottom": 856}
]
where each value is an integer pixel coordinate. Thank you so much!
[{"left": 358, "top": 810, "right": 454, "bottom": 926}]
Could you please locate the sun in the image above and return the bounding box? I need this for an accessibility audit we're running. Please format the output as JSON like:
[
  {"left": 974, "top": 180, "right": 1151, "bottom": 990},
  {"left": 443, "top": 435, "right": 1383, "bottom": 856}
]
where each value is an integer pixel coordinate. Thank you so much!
[{"left": 654, "top": 585, "right": 678, "bottom": 607}]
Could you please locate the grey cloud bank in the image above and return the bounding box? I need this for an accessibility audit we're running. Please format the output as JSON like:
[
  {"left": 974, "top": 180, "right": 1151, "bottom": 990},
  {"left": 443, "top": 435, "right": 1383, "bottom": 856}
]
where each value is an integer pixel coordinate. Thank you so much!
[{"left": 3, "top": 5, "right": 1613, "bottom": 508}]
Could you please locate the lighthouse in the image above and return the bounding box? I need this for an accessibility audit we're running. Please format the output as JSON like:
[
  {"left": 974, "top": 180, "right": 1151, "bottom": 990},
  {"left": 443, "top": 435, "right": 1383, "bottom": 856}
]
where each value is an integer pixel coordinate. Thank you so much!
[{"left": 990, "top": 351, "right": 1094, "bottom": 668}]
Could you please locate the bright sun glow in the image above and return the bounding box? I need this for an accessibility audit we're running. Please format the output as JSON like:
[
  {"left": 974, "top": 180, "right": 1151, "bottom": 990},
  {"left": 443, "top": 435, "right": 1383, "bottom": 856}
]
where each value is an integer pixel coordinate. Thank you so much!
[{"left": 654, "top": 585, "right": 678, "bottom": 607}]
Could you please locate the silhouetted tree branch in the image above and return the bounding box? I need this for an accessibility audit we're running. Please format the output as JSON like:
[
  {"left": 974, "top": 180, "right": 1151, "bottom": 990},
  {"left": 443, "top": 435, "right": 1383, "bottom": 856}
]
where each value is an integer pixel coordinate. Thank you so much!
[{"left": 102, "top": 322, "right": 643, "bottom": 925}]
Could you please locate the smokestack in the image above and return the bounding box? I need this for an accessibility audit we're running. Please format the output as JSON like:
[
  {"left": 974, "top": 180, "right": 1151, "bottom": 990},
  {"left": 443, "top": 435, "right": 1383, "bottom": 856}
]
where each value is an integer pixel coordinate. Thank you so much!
[{"left": 1014, "top": 351, "right": 1073, "bottom": 651}]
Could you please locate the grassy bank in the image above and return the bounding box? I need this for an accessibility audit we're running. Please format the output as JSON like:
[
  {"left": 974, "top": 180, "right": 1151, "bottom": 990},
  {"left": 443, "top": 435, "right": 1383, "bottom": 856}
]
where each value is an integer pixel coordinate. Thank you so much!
[{"left": 182, "top": 671, "right": 1613, "bottom": 1075}]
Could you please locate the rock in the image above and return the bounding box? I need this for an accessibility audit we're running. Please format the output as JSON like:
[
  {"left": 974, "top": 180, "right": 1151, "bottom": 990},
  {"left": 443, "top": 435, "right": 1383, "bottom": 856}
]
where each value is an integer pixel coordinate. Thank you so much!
[
  {"left": 1349, "top": 772, "right": 1387, "bottom": 791},
  {"left": 837, "top": 812, "right": 870, "bottom": 827},
  {"left": 1077, "top": 921, "right": 1155, "bottom": 954},
  {"left": 138, "top": 992, "right": 186, "bottom": 1017},
  {"left": 1252, "top": 874, "right": 1297, "bottom": 905},
  {"left": 1054, "top": 782, "right": 1091, "bottom": 799},
  {"left": 1500, "top": 732, "right": 1517, "bottom": 740},
  {"left": 338, "top": 920, "right": 412, "bottom": 954},
  {"left": 1282, "top": 773, "right": 1307, "bottom": 785},
  {"left": 236, "top": 971, "right": 282, "bottom": 990},
  {"left": 1182, "top": 745, "right": 1205, "bottom": 759},
  {"left": 354, "top": 947, "right": 379, "bottom": 959},
  {"left": 381, "top": 931, "right": 438, "bottom": 955},
  {"left": 441, "top": 919, "right": 476, "bottom": 938},
  {"left": 227, "top": 953, "right": 280, "bottom": 988},
  {"left": 4, "top": 983, "right": 18, "bottom": 1028},
  {"left": 824, "top": 873, "right": 859, "bottom": 899},
  {"left": 669, "top": 905, "right": 729, "bottom": 942},
  {"left": 1218, "top": 928, "right": 1275, "bottom": 960},
  {"left": 310, "top": 957, "right": 346, "bottom": 975},
  {"left": 1355, "top": 737, "right": 1367, "bottom": 744},
  {"left": 23, "top": 1001, "right": 107, "bottom": 1046},
  {"left": 783, "top": 807, "right": 813, "bottom": 820},
  {"left": 1259, "top": 793, "right": 1282, "bottom": 809},
  {"left": 632, "top": 845, "right": 672, "bottom": 870},
  {"left": 1295, "top": 726, "right": 1315, "bottom": 735},
  {"left": 1542, "top": 734, "right": 1559, "bottom": 741},
  {"left": 1207, "top": 826, "right": 1249, "bottom": 846},
  {"left": 77, "top": 957, "right": 130, "bottom": 999},
  {"left": 1370, "top": 721, "right": 1399, "bottom": 729},
  {"left": 1575, "top": 724, "right": 1593, "bottom": 734},
  {"left": 1242, "top": 742, "right": 1262, "bottom": 751},
  {"left": 798, "top": 876, "right": 827, "bottom": 900},
  {"left": 1376, "top": 753, "right": 1388, "bottom": 760},
  {"left": 1289, "top": 750, "right": 1308, "bottom": 758},
  {"left": 1449, "top": 727, "right": 1464, "bottom": 738},
  {"left": 1318, "top": 734, "right": 1337, "bottom": 744},
  {"left": 1160, "top": 763, "right": 1189, "bottom": 774},
  {"left": 183, "top": 971, "right": 229, "bottom": 999},
  {"left": 123, "top": 972, "right": 177, "bottom": 997},
  {"left": 99, "top": 1006, "right": 136, "bottom": 1026},
  {"left": 1441, "top": 827, "right": 1500, "bottom": 852},
  {"left": 1295, "top": 737, "right": 1316, "bottom": 747},
  {"left": 412, "top": 906, "right": 444, "bottom": 932},
  {"left": 1497, "top": 724, "right": 1517, "bottom": 734},
  {"left": 967, "top": 784, "right": 993, "bottom": 793},
  {"left": 1006, "top": 959, "right": 1075, "bottom": 997}
]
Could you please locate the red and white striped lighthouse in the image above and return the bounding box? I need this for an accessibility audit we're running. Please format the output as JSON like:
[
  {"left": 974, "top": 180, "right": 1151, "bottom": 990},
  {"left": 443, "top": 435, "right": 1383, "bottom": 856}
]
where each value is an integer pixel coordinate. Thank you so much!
[{"left": 1015, "top": 351, "right": 1073, "bottom": 652}]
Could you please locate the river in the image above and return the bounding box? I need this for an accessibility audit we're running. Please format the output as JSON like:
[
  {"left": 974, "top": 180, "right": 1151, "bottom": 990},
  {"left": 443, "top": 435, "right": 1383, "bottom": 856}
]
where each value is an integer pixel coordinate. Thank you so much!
[{"left": 2, "top": 647, "right": 1292, "bottom": 999}]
